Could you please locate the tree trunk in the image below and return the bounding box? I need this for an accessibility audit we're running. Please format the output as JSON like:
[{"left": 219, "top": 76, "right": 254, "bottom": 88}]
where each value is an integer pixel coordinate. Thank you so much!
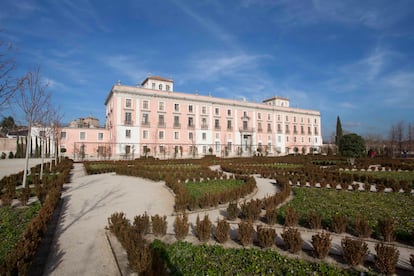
[{"left": 22, "top": 124, "right": 32, "bottom": 188}]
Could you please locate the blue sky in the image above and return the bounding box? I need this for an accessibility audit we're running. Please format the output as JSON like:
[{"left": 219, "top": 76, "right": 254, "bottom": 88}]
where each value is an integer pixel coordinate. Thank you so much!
[{"left": 1, "top": 0, "right": 414, "bottom": 141}]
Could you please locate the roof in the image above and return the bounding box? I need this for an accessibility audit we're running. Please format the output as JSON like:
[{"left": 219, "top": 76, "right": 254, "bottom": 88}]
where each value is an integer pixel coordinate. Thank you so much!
[
  {"left": 141, "top": 76, "right": 174, "bottom": 86},
  {"left": 262, "top": 96, "right": 289, "bottom": 103}
]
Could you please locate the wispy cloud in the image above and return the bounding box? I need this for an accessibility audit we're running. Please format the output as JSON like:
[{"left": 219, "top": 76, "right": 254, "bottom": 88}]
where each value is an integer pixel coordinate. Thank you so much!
[{"left": 103, "top": 55, "right": 148, "bottom": 83}]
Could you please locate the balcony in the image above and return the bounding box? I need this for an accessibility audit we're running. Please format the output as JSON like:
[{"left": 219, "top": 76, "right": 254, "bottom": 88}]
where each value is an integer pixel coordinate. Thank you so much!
[
  {"left": 158, "top": 122, "right": 166, "bottom": 128},
  {"left": 257, "top": 127, "right": 263, "bottom": 133},
  {"left": 124, "top": 120, "right": 133, "bottom": 126},
  {"left": 187, "top": 124, "right": 195, "bottom": 129},
  {"left": 174, "top": 123, "right": 181, "bottom": 129},
  {"left": 227, "top": 126, "right": 233, "bottom": 131},
  {"left": 214, "top": 125, "right": 221, "bottom": 130},
  {"left": 277, "top": 129, "right": 282, "bottom": 134},
  {"left": 141, "top": 121, "right": 150, "bottom": 127},
  {"left": 239, "top": 127, "right": 254, "bottom": 133},
  {"left": 201, "top": 124, "right": 209, "bottom": 129},
  {"left": 267, "top": 128, "right": 272, "bottom": 133}
]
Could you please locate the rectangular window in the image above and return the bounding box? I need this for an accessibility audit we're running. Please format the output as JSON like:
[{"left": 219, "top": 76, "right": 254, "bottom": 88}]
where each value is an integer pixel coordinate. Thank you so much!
[
  {"left": 158, "top": 114, "right": 165, "bottom": 127},
  {"left": 201, "top": 118, "right": 207, "bottom": 129},
  {"left": 277, "top": 124, "right": 281, "bottom": 133},
  {"left": 98, "top": 132, "right": 104, "bottom": 140},
  {"left": 258, "top": 122, "right": 262, "bottom": 132},
  {"left": 227, "top": 109, "right": 231, "bottom": 116},
  {"left": 215, "top": 107, "right": 219, "bottom": 115},
  {"left": 268, "top": 113, "right": 271, "bottom": 121},
  {"left": 125, "top": 112, "right": 132, "bottom": 125},
  {"left": 277, "top": 115, "right": 281, "bottom": 121},
  {"left": 286, "top": 116, "right": 289, "bottom": 121},
  {"left": 166, "top": 85, "right": 170, "bottom": 91},
  {"left": 258, "top": 112, "right": 261, "bottom": 120},
  {"left": 125, "top": 129, "right": 131, "bottom": 138},
  {"left": 60, "top": 131, "right": 66, "bottom": 139},
  {"left": 202, "top": 132, "right": 206, "bottom": 140},
  {"left": 125, "top": 98, "right": 132, "bottom": 108},
  {"left": 142, "top": 113, "right": 149, "bottom": 125},
  {"left": 188, "top": 117, "right": 194, "bottom": 127},
  {"left": 143, "top": 100, "right": 149, "bottom": 109},
  {"left": 227, "top": 120, "right": 232, "bottom": 130},
  {"left": 294, "top": 116, "right": 296, "bottom": 122},
  {"left": 188, "top": 104, "right": 193, "bottom": 113},
  {"left": 174, "top": 103, "right": 180, "bottom": 112},
  {"left": 189, "top": 132, "right": 193, "bottom": 140},
  {"left": 285, "top": 125, "right": 289, "bottom": 133},
  {"left": 152, "top": 83, "right": 155, "bottom": 89},
  {"left": 143, "top": 130, "right": 148, "bottom": 139},
  {"left": 158, "top": 130, "right": 164, "bottom": 139},
  {"left": 174, "top": 115, "right": 180, "bottom": 128},
  {"left": 214, "top": 119, "right": 220, "bottom": 129},
  {"left": 202, "top": 106, "right": 207, "bottom": 114},
  {"left": 159, "top": 101, "right": 165, "bottom": 111},
  {"left": 174, "top": 131, "right": 179, "bottom": 140},
  {"left": 80, "top": 132, "right": 85, "bottom": 140},
  {"left": 243, "top": 121, "right": 248, "bottom": 130},
  {"left": 267, "top": 123, "right": 272, "bottom": 132}
]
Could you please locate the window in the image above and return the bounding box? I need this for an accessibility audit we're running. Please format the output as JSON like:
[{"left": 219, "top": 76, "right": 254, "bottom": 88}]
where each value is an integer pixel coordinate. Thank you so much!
[
  {"left": 308, "top": 126, "right": 311, "bottom": 135},
  {"left": 159, "top": 101, "right": 165, "bottom": 111},
  {"left": 158, "top": 130, "right": 164, "bottom": 139},
  {"left": 293, "top": 125, "right": 297, "bottom": 134},
  {"left": 60, "top": 131, "right": 66, "bottom": 139},
  {"left": 294, "top": 116, "right": 296, "bottom": 123},
  {"left": 174, "top": 103, "right": 180, "bottom": 112},
  {"left": 243, "top": 111, "right": 247, "bottom": 117},
  {"left": 159, "top": 84, "right": 162, "bottom": 90},
  {"left": 125, "top": 98, "right": 132, "bottom": 108},
  {"left": 294, "top": 137, "right": 297, "bottom": 143},
  {"left": 215, "top": 107, "right": 219, "bottom": 115},
  {"left": 202, "top": 106, "right": 207, "bottom": 114},
  {"left": 314, "top": 127, "right": 318, "bottom": 135},
  {"left": 125, "top": 112, "right": 132, "bottom": 125},
  {"left": 227, "top": 109, "right": 231, "bottom": 116},
  {"left": 174, "top": 131, "right": 179, "bottom": 140},
  {"left": 201, "top": 118, "right": 207, "bottom": 129},
  {"left": 214, "top": 119, "right": 220, "bottom": 129},
  {"left": 268, "top": 113, "right": 271, "bottom": 121},
  {"left": 227, "top": 120, "right": 232, "bottom": 130},
  {"left": 258, "top": 113, "right": 262, "bottom": 120},
  {"left": 142, "top": 113, "right": 149, "bottom": 125},
  {"left": 286, "top": 116, "right": 289, "bottom": 121},
  {"left": 202, "top": 132, "right": 206, "bottom": 140},
  {"left": 143, "top": 100, "right": 149, "bottom": 109},
  {"left": 267, "top": 123, "right": 272, "bottom": 132},
  {"left": 301, "top": 126, "right": 304, "bottom": 134},
  {"left": 286, "top": 136, "right": 289, "bottom": 142},
  {"left": 143, "top": 130, "right": 148, "bottom": 139},
  {"left": 159, "top": 145, "right": 165, "bottom": 153},
  {"left": 152, "top": 83, "right": 155, "bottom": 89},
  {"left": 174, "top": 116, "right": 180, "bottom": 127},
  {"left": 285, "top": 125, "right": 289, "bottom": 133},
  {"left": 277, "top": 115, "right": 281, "bottom": 121},
  {"left": 215, "top": 133, "right": 220, "bottom": 139},
  {"left": 243, "top": 121, "right": 248, "bottom": 130},
  {"left": 158, "top": 114, "right": 165, "bottom": 127},
  {"left": 277, "top": 124, "right": 281, "bottom": 133},
  {"left": 80, "top": 132, "right": 85, "bottom": 140},
  {"left": 98, "top": 132, "right": 104, "bottom": 140},
  {"left": 258, "top": 122, "right": 262, "bottom": 132},
  {"left": 188, "top": 105, "right": 193, "bottom": 113},
  {"left": 125, "top": 129, "right": 131, "bottom": 138},
  {"left": 203, "top": 146, "right": 207, "bottom": 154},
  {"left": 166, "top": 85, "right": 170, "bottom": 91},
  {"left": 189, "top": 132, "right": 193, "bottom": 140},
  {"left": 278, "top": 136, "right": 281, "bottom": 142},
  {"left": 39, "top": 130, "right": 45, "bottom": 137},
  {"left": 188, "top": 117, "right": 194, "bottom": 127}
]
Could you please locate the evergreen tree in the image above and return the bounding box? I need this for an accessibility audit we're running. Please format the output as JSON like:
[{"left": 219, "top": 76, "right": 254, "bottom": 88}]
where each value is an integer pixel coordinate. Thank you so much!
[
  {"left": 339, "top": 133, "right": 366, "bottom": 158},
  {"left": 335, "top": 116, "right": 343, "bottom": 145}
]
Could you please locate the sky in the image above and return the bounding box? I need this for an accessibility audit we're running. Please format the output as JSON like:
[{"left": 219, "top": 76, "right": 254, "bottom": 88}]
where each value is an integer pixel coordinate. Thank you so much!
[{"left": 1, "top": 0, "right": 414, "bottom": 141}]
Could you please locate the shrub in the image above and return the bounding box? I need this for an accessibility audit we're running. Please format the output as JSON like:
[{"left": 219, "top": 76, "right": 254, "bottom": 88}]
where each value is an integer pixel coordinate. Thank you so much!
[
  {"left": 227, "top": 202, "right": 239, "bottom": 220},
  {"left": 311, "top": 231, "right": 331, "bottom": 259},
  {"left": 374, "top": 243, "right": 399, "bottom": 275},
  {"left": 378, "top": 217, "right": 394, "bottom": 242},
  {"left": 196, "top": 214, "right": 212, "bottom": 242},
  {"left": 238, "top": 221, "right": 254, "bottom": 246},
  {"left": 257, "top": 226, "right": 276, "bottom": 248},
  {"left": 174, "top": 213, "right": 189, "bottom": 241},
  {"left": 8, "top": 151, "right": 14, "bottom": 159},
  {"left": 214, "top": 218, "right": 230, "bottom": 243},
  {"left": 281, "top": 227, "right": 303, "bottom": 254},
  {"left": 331, "top": 214, "right": 347, "bottom": 234},
  {"left": 410, "top": 254, "right": 414, "bottom": 268},
  {"left": 133, "top": 212, "right": 150, "bottom": 235},
  {"left": 265, "top": 207, "right": 277, "bottom": 225},
  {"left": 308, "top": 211, "right": 322, "bottom": 229},
  {"left": 240, "top": 199, "right": 262, "bottom": 221},
  {"left": 284, "top": 207, "right": 298, "bottom": 227},
  {"left": 151, "top": 214, "right": 167, "bottom": 237},
  {"left": 107, "top": 212, "right": 130, "bottom": 246},
  {"left": 355, "top": 216, "right": 372, "bottom": 238},
  {"left": 124, "top": 230, "right": 152, "bottom": 274},
  {"left": 1, "top": 152, "right": 6, "bottom": 159},
  {"left": 341, "top": 237, "right": 368, "bottom": 266}
]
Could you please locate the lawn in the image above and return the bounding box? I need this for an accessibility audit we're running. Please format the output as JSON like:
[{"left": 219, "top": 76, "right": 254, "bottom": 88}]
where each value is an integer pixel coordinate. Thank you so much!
[
  {"left": 279, "top": 187, "right": 414, "bottom": 240},
  {"left": 344, "top": 170, "right": 414, "bottom": 183},
  {"left": 0, "top": 202, "right": 41, "bottom": 265},
  {"left": 185, "top": 179, "right": 245, "bottom": 199}
]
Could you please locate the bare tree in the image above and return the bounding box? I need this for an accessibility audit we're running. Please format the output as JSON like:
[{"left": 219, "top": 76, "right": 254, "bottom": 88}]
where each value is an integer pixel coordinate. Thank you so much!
[
  {"left": 0, "top": 36, "right": 19, "bottom": 110},
  {"left": 16, "top": 67, "right": 50, "bottom": 188},
  {"left": 407, "top": 123, "right": 414, "bottom": 154}
]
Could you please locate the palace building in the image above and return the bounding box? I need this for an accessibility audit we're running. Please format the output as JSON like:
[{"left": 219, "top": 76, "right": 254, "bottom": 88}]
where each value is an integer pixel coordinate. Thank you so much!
[{"left": 79, "top": 75, "right": 322, "bottom": 159}]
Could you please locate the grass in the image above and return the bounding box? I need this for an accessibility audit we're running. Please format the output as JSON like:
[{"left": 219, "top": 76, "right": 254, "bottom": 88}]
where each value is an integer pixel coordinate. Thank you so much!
[
  {"left": 279, "top": 187, "right": 414, "bottom": 240},
  {"left": 185, "top": 179, "right": 245, "bottom": 199},
  {"left": 0, "top": 202, "right": 41, "bottom": 265},
  {"left": 345, "top": 170, "right": 414, "bottom": 183}
]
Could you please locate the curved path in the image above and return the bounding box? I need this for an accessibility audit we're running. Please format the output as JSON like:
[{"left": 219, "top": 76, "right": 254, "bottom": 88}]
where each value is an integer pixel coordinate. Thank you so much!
[{"left": 44, "top": 163, "right": 414, "bottom": 275}]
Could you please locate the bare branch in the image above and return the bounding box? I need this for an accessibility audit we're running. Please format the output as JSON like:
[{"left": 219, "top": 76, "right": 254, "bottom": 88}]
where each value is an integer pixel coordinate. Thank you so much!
[{"left": 0, "top": 37, "right": 19, "bottom": 108}]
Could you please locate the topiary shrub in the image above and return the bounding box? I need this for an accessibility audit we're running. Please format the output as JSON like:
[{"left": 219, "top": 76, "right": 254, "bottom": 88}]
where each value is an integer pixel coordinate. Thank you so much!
[
  {"left": 240, "top": 199, "right": 262, "bottom": 221},
  {"left": 174, "top": 213, "right": 189, "bottom": 241},
  {"left": 226, "top": 202, "right": 239, "bottom": 220},
  {"left": 196, "top": 214, "right": 212, "bottom": 242},
  {"left": 265, "top": 207, "right": 277, "bottom": 225},
  {"left": 151, "top": 214, "right": 167, "bottom": 237},
  {"left": 355, "top": 215, "right": 372, "bottom": 238},
  {"left": 281, "top": 227, "right": 303, "bottom": 254},
  {"left": 332, "top": 214, "right": 347, "bottom": 234},
  {"left": 341, "top": 237, "right": 368, "bottom": 266},
  {"left": 133, "top": 212, "right": 150, "bottom": 235},
  {"left": 18, "top": 186, "right": 30, "bottom": 206},
  {"left": 257, "top": 226, "right": 276, "bottom": 248},
  {"left": 374, "top": 242, "right": 399, "bottom": 275},
  {"left": 311, "top": 231, "right": 331, "bottom": 259},
  {"left": 284, "top": 207, "right": 298, "bottom": 227},
  {"left": 378, "top": 217, "right": 394, "bottom": 242},
  {"left": 238, "top": 221, "right": 254, "bottom": 246},
  {"left": 214, "top": 218, "right": 230, "bottom": 243},
  {"left": 308, "top": 211, "right": 322, "bottom": 229}
]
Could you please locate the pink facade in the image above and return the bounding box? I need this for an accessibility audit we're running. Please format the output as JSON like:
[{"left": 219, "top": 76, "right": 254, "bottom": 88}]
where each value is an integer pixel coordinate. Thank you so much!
[{"left": 99, "top": 76, "right": 323, "bottom": 159}]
